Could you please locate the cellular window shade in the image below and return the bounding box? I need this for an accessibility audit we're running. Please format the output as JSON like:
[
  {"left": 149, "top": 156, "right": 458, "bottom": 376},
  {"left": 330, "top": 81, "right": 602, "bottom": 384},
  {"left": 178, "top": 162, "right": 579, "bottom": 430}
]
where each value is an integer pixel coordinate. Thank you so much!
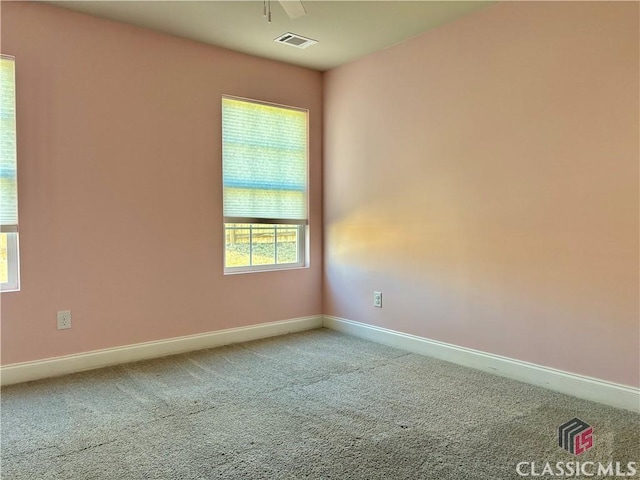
[
  {"left": 222, "top": 97, "right": 308, "bottom": 223},
  {"left": 0, "top": 56, "right": 17, "bottom": 232}
]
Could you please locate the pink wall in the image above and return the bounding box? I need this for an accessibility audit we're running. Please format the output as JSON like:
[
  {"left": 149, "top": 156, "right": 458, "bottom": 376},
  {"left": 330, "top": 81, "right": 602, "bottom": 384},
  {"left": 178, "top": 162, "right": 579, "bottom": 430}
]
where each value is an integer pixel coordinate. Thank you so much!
[
  {"left": 323, "top": 2, "right": 639, "bottom": 386},
  {"left": 0, "top": 2, "right": 323, "bottom": 364},
  {"left": 1, "top": 1, "right": 638, "bottom": 389}
]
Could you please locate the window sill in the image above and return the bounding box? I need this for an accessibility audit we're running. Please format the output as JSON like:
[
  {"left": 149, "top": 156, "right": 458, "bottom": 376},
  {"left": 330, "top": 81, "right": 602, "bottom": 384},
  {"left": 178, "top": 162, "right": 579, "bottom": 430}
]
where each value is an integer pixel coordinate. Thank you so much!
[{"left": 224, "top": 264, "right": 308, "bottom": 275}]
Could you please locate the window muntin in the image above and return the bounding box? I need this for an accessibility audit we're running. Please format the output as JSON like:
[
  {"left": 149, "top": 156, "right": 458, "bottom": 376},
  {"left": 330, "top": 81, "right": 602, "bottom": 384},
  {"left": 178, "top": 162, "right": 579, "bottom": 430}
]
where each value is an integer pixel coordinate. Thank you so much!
[
  {"left": 222, "top": 96, "right": 308, "bottom": 273},
  {"left": 1, "top": 55, "right": 19, "bottom": 292}
]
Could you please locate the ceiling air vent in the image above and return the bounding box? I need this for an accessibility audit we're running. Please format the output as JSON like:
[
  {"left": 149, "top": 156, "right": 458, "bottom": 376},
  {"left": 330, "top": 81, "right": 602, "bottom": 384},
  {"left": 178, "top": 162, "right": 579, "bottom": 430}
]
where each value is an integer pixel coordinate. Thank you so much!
[{"left": 274, "top": 32, "right": 318, "bottom": 49}]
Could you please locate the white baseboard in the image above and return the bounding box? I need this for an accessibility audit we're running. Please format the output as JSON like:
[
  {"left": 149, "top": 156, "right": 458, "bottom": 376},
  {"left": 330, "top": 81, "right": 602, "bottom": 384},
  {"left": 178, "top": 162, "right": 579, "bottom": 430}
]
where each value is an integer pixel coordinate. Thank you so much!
[
  {"left": 323, "top": 316, "right": 640, "bottom": 413},
  {"left": 0, "top": 316, "right": 323, "bottom": 386},
  {"left": 4, "top": 314, "right": 637, "bottom": 412}
]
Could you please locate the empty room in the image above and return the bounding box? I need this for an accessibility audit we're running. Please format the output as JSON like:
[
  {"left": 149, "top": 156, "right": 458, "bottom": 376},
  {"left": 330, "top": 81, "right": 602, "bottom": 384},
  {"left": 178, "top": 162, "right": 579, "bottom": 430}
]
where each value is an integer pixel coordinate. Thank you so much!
[{"left": 1, "top": 1, "right": 638, "bottom": 478}]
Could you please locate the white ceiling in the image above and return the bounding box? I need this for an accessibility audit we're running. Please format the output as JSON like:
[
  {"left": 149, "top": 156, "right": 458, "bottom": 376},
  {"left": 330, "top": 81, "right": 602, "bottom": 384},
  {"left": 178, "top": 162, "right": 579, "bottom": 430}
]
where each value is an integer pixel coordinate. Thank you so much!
[{"left": 47, "top": 1, "right": 494, "bottom": 71}]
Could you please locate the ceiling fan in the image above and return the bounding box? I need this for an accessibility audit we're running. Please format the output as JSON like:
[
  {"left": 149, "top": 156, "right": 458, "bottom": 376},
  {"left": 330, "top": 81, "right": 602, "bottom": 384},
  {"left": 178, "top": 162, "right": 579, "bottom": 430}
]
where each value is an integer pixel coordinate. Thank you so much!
[{"left": 263, "top": 0, "right": 307, "bottom": 23}]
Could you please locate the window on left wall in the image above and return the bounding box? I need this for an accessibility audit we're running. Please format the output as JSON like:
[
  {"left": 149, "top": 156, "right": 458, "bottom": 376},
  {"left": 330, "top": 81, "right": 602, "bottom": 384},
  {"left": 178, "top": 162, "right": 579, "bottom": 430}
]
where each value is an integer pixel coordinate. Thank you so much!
[{"left": 1, "top": 55, "right": 19, "bottom": 292}]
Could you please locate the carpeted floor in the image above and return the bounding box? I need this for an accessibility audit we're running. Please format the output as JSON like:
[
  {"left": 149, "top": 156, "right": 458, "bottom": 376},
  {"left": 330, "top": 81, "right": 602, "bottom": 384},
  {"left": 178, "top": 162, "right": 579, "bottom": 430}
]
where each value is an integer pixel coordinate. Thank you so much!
[{"left": 1, "top": 329, "right": 638, "bottom": 479}]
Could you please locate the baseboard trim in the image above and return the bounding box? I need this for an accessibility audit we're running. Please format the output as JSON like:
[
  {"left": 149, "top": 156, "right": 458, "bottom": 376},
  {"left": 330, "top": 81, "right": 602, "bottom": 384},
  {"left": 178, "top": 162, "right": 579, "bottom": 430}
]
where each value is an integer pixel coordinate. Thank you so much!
[
  {"left": 323, "top": 316, "right": 640, "bottom": 413},
  {"left": 1, "top": 316, "right": 323, "bottom": 386}
]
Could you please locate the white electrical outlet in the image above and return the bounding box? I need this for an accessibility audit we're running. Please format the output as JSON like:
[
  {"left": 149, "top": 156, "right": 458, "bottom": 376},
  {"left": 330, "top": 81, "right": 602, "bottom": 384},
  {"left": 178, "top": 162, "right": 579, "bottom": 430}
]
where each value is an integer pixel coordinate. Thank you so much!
[
  {"left": 374, "top": 291, "right": 382, "bottom": 308},
  {"left": 57, "top": 310, "right": 72, "bottom": 330}
]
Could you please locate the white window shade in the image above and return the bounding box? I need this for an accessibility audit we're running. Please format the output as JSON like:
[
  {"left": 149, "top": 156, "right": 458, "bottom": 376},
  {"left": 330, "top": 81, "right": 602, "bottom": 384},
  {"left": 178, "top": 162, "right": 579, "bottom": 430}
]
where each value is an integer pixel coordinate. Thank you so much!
[
  {"left": 0, "top": 55, "right": 17, "bottom": 233},
  {"left": 222, "top": 97, "right": 308, "bottom": 224}
]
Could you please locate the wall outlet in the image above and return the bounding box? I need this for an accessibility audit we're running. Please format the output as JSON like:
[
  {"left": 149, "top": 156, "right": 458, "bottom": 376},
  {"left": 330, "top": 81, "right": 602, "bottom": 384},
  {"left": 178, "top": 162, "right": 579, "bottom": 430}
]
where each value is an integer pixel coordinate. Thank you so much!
[
  {"left": 373, "top": 291, "right": 382, "bottom": 308},
  {"left": 57, "top": 310, "right": 72, "bottom": 330}
]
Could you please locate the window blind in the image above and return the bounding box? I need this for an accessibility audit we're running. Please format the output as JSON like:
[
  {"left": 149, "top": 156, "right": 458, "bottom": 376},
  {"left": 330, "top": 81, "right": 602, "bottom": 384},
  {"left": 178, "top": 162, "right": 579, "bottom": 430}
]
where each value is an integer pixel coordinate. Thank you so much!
[
  {"left": 0, "top": 55, "right": 17, "bottom": 232},
  {"left": 222, "top": 97, "right": 308, "bottom": 224}
]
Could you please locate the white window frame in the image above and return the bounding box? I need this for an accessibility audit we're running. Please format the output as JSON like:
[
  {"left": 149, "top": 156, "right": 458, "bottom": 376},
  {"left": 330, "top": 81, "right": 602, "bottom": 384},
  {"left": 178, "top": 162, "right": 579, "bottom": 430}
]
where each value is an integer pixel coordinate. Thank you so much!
[
  {"left": 1, "top": 232, "right": 20, "bottom": 292},
  {"left": 1, "top": 54, "right": 19, "bottom": 292},
  {"left": 222, "top": 95, "right": 309, "bottom": 274},
  {"left": 224, "top": 222, "right": 306, "bottom": 274}
]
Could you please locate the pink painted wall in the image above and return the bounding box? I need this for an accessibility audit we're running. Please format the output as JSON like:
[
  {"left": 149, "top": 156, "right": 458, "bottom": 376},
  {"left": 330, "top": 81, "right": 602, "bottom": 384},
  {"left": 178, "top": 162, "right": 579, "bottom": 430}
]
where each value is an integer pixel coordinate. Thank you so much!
[
  {"left": 323, "top": 2, "right": 639, "bottom": 386},
  {"left": 0, "top": 2, "right": 323, "bottom": 364}
]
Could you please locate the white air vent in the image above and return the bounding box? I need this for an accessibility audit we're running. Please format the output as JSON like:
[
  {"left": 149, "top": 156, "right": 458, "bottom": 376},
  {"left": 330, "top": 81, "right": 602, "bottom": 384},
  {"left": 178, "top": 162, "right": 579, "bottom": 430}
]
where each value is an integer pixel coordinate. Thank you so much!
[{"left": 274, "top": 32, "right": 318, "bottom": 49}]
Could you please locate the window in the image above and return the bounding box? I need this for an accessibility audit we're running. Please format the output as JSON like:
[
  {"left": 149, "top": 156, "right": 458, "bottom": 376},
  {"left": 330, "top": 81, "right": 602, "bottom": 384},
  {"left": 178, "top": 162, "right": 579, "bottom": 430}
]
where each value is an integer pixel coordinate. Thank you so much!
[
  {"left": 1, "top": 55, "right": 19, "bottom": 291},
  {"left": 222, "top": 96, "right": 308, "bottom": 273}
]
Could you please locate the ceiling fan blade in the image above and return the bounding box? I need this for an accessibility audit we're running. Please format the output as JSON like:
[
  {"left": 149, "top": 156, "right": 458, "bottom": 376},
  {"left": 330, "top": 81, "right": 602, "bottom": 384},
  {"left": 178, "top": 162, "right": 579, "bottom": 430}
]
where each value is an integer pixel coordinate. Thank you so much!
[{"left": 278, "top": 0, "right": 307, "bottom": 19}]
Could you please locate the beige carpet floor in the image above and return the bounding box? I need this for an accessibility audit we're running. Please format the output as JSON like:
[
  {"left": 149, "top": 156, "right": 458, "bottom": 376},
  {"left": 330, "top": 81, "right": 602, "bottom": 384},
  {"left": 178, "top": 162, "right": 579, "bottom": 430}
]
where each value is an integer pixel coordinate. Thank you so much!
[{"left": 1, "top": 329, "right": 638, "bottom": 479}]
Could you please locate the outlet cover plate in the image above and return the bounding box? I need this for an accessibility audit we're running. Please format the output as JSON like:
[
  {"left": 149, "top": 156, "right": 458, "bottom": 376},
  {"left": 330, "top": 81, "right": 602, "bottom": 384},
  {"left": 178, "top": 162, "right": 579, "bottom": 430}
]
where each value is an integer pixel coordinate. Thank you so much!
[
  {"left": 57, "top": 310, "right": 72, "bottom": 330},
  {"left": 374, "top": 291, "right": 382, "bottom": 308}
]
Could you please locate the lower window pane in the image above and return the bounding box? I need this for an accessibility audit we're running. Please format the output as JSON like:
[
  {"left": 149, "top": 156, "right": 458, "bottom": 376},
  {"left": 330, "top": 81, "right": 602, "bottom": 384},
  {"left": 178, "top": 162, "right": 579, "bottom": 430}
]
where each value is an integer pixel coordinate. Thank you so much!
[
  {"left": 225, "top": 223, "right": 302, "bottom": 270},
  {"left": 0, "top": 232, "right": 19, "bottom": 291},
  {"left": 225, "top": 225, "right": 251, "bottom": 267},
  {"left": 276, "top": 226, "right": 298, "bottom": 264}
]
